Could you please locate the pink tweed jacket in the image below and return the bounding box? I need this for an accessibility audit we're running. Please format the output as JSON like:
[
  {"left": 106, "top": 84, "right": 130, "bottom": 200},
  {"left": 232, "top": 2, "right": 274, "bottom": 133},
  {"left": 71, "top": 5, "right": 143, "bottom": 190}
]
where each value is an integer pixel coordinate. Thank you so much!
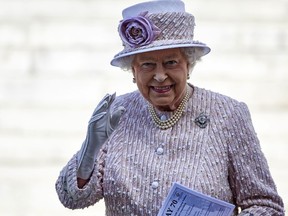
[{"left": 55, "top": 86, "right": 284, "bottom": 215}]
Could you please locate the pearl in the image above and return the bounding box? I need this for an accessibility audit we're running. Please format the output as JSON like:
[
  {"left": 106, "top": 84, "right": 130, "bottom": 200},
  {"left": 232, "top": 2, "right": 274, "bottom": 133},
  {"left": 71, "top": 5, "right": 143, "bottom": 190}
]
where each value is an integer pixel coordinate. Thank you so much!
[{"left": 160, "top": 115, "right": 167, "bottom": 121}]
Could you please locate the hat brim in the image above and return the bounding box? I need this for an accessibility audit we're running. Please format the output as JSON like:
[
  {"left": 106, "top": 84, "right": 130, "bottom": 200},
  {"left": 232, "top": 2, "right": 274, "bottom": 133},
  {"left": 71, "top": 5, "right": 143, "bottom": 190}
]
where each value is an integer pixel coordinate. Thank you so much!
[{"left": 110, "top": 42, "right": 211, "bottom": 67}]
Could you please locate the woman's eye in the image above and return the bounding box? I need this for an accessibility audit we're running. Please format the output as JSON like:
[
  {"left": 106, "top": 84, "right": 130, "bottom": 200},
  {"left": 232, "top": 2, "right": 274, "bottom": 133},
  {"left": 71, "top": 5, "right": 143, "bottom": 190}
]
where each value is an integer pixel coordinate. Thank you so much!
[
  {"left": 165, "top": 60, "right": 178, "bottom": 66},
  {"left": 141, "top": 62, "right": 155, "bottom": 69}
]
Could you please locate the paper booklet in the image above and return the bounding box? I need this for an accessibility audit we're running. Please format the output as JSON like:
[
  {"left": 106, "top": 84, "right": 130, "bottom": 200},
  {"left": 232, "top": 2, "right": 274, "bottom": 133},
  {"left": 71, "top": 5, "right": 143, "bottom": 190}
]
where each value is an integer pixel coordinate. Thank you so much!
[{"left": 157, "top": 182, "right": 235, "bottom": 216}]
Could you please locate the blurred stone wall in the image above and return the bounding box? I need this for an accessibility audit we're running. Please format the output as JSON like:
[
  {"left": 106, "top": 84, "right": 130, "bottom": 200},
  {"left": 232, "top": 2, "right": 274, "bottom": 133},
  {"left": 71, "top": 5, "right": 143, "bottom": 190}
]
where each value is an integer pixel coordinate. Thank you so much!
[{"left": 0, "top": 0, "right": 287, "bottom": 215}]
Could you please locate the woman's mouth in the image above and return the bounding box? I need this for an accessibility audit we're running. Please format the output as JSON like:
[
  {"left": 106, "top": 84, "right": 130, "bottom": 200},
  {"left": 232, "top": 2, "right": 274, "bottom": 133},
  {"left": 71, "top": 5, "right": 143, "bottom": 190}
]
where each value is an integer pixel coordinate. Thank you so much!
[{"left": 151, "top": 85, "right": 173, "bottom": 93}]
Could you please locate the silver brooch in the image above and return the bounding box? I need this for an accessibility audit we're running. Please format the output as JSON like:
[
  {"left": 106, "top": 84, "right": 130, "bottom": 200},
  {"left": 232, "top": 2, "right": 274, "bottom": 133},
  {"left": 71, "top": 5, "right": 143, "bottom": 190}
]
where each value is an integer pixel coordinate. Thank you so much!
[{"left": 194, "top": 113, "right": 209, "bottom": 128}]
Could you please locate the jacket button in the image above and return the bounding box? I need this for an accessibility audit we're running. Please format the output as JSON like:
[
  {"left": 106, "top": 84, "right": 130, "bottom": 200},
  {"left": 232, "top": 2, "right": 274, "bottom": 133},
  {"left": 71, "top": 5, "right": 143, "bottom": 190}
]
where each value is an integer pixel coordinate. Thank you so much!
[
  {"left": 151, "top": 181, "right": 159, "bottom": 189},
  {"left": 156, "top": 147, "right": 164, "bottom": 155}
]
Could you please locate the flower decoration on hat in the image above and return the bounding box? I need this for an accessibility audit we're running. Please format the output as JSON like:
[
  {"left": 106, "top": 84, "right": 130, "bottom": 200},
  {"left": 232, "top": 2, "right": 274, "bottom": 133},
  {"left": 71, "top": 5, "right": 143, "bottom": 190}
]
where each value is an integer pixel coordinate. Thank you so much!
[{"left": 119, "top": 11, "right": 161, "bottom": 48}]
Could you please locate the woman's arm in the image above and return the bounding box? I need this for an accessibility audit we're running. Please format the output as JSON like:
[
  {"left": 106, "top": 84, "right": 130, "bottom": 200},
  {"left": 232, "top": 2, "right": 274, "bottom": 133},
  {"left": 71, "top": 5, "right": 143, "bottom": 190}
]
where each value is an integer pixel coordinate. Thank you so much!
[
  {"left": 227, "top": 102, "right": 285, "bottom": 215},
  {"left": 55, "top": 152, "right": 104, "bottom": 209},
  {"left": 77, "top": 178, "right": 89, "bottom": 189},
  {"left": 55, "top": 93, "right": 125, "bottom": 209}
]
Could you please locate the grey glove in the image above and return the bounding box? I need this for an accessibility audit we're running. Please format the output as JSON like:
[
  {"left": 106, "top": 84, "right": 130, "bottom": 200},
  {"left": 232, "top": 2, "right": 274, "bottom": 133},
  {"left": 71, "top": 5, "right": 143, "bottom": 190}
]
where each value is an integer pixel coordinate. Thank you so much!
[{"left": 77, "top": 93, "right": 125, "bottom": 179}]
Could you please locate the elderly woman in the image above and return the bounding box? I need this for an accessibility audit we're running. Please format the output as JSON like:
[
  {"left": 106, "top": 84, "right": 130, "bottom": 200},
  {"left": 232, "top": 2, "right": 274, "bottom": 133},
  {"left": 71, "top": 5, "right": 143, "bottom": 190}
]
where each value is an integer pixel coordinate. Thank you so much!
[{"left": 55, "top": 0, "right": 284, "bottom": 215}]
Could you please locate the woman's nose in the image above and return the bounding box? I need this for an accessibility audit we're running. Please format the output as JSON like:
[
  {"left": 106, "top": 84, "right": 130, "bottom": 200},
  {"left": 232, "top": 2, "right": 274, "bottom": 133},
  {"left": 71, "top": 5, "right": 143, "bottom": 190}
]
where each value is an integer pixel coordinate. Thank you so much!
[{"left": 154, "top": 66, "right": 167, "bottom": 83}]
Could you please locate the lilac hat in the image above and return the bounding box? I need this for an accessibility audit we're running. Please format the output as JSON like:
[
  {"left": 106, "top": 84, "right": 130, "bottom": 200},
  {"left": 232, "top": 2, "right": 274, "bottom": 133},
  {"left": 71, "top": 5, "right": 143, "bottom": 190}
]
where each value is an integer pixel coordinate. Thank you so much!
[{"left": 110, "top": 0, "right": 211, "bottom": 67}]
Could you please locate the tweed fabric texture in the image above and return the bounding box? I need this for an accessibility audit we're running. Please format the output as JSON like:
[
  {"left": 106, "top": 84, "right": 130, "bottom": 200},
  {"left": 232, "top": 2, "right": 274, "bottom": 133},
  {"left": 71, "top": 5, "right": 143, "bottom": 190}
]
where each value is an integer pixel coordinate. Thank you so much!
[{"left": 55, "top": 86, "right": 284, "bottom": 215}]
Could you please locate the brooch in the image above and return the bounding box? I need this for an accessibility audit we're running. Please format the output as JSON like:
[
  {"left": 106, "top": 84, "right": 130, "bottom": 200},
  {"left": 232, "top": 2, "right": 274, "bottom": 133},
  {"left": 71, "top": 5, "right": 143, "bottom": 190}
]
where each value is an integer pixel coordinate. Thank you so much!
[{"left": 194, "top": 113, "right": 210, "bottom": 128}]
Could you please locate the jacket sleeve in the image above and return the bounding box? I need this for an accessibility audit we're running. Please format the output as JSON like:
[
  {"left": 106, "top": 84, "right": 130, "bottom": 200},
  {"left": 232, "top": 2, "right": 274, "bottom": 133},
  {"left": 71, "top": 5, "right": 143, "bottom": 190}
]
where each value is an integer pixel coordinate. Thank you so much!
[
  {"left": 55, "top": 148, "right": 106, "bottom": 209},
  {"left": 227, "top": 102, "right": 285, "bottom": 215}
]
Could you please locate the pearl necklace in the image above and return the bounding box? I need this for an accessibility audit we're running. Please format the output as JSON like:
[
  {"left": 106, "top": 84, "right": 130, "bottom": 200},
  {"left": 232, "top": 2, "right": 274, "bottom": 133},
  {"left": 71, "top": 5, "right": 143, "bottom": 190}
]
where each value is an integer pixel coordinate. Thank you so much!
[{"left": 148, "top": 90, "right": 190, "bottom": 130}]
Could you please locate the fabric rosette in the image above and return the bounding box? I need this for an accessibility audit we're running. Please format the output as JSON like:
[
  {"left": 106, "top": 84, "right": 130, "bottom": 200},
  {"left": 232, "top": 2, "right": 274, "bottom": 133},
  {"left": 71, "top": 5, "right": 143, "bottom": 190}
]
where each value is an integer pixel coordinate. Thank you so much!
[{"left": 118, "top": 12, "right": 161, "bottom": 48}]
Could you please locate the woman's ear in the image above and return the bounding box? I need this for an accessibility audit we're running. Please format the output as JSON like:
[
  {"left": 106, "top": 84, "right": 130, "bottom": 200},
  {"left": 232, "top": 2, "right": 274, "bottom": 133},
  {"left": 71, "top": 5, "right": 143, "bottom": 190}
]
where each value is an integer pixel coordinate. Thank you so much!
[
  {"left": 131, "top": 67, "right": 136, "bottom": 76},
  {"left": 131, "top": 67, "right": 136, "bottom": 83}
]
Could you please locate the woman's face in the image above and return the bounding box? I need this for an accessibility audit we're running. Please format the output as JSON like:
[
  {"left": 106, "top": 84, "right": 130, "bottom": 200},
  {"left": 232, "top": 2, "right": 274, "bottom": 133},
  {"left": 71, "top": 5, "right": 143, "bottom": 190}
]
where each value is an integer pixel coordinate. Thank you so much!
[{"left": 132, "top": 48, "right": 189, "bottom": 111}]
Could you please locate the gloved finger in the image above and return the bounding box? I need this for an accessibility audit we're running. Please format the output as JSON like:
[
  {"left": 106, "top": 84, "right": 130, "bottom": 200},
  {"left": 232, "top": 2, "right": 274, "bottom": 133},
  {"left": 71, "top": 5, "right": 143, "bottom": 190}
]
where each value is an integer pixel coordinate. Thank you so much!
[
  {"left": 94, "top": 93, "right": 116, "bottom": 114},
  {"left": 106, "top": 92, "right": 116, "bottom": 108},
  {"left": 107, "top": 106, "right": 126, "bottom": 134},
  {"left": 88, "top": 111, "right": 107, "bottom": 124},
  {"left": 91, "top": 93, "right": 115, "bottom": 117},
  {"left": 92, "top": 95, "right": 110, "bottom": 115},
  {"left": 89, "top": 93, "right": 117, "bottom": 125},
  {"left": 111, "top": 106, "right": 126, "bottom": 126}
]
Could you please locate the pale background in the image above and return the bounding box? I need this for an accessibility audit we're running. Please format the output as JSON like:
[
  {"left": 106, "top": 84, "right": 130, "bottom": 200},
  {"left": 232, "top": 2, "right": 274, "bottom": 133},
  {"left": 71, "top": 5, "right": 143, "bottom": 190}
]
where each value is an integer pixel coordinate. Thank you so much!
[{"left": 0, "top": 0, "right": 287, "bottom": 215}]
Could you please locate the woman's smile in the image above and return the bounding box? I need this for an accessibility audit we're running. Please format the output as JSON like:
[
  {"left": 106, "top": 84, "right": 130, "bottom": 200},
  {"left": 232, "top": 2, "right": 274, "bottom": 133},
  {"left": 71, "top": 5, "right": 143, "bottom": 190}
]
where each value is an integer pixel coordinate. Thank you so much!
[{"left": 151, "top": 85, "right": 174, "bottom": 94}]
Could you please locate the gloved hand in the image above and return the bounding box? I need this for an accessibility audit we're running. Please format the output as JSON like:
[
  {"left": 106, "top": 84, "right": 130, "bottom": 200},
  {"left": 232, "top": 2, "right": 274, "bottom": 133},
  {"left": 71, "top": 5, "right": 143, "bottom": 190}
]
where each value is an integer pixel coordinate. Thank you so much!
[{"left": 77, "top": 93, "right": 125, "bottom": 180}]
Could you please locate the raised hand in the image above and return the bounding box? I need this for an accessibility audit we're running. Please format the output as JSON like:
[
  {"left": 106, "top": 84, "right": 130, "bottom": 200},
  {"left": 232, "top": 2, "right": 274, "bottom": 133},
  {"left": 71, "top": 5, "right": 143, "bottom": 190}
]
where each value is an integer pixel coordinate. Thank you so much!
[{"left": 77, "top": 93, "right": 125, "bottom": 180}]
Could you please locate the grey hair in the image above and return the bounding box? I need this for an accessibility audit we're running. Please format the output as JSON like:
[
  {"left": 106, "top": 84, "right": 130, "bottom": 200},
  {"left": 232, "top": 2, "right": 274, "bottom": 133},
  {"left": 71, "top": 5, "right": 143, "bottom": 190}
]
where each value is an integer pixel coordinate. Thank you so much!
[
  {"left": 117, "top": 47, "right": 202, "bottom": 72},
  {"left": 180, "top": 47, "right": 202, "bottom": 73},
  {"left": 117, "top": 55, "right": 134, "bottom": 71}
]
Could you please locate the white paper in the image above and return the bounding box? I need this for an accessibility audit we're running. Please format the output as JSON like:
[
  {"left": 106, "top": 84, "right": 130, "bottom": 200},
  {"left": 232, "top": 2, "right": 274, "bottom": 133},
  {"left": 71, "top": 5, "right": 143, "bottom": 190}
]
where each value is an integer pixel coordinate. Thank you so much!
[{"left": 157, "top": 182, "right": 235, "bottom": 216}]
